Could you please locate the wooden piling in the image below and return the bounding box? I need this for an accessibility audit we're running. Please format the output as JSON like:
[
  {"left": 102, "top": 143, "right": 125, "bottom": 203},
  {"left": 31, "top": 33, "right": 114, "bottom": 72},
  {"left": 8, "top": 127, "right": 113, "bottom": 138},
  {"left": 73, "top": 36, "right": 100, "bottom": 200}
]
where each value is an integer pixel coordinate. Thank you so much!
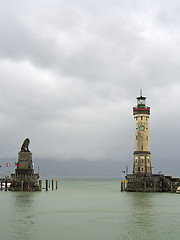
[
  {"left": 46, "top": 180, "right": 48, "bottom": 191},
  {"left": 126, "top": 181, "right": 128, "bottom": 191},
  {"left": 121, "top": 181, "right": 124, "bottom": 192},
  {"left": 56, "top": 179, "right": 58, "bottom": 190},
  {"left": 21, "top": 180, "right": 23, "bottom": 191},
  {"left": 52, "top": 180, "right": 54, "bottom": 190},
  {"left": 49, "top": 179, "right": 50, "bottom": 188},
  {"left": 1, "top": 182, "right": 2, "bottom": 191},
  {"left": 5, "top": 180, "right": 7, "bottom": 191},
  {"left": 39, "top": 180, "right": 42, "bottom": 191}
]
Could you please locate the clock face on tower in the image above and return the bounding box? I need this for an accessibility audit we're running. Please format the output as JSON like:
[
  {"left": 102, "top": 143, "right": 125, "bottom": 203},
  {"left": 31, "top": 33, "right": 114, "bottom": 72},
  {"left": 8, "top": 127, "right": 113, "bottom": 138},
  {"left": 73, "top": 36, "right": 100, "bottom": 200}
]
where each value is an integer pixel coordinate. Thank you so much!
[{"left": 139, "top": 125, "right": 145, "bottom": 131}]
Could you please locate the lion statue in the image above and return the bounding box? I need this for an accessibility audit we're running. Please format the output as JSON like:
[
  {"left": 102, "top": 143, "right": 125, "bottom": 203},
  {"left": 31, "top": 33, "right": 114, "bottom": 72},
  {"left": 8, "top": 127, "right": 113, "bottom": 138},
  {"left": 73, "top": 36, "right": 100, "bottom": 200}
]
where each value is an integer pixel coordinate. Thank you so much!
[{"left": 21, "top": 138, "right": 30, "bottom": 152}]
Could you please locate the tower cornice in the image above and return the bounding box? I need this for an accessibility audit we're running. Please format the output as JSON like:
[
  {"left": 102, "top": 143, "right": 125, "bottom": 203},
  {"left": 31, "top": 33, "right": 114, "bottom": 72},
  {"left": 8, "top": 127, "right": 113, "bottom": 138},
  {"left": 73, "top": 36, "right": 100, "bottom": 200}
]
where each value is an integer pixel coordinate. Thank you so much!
[{"left": 133, "top": 107, "right": 150, "bottom": 115}]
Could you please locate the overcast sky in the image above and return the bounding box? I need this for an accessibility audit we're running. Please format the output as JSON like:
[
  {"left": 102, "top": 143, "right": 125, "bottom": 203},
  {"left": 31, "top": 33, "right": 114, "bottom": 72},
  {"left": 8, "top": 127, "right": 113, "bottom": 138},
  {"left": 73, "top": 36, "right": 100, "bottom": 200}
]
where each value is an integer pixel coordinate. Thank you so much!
[{"left": 0, "top": 0, "right": 180, "bottom": 176}]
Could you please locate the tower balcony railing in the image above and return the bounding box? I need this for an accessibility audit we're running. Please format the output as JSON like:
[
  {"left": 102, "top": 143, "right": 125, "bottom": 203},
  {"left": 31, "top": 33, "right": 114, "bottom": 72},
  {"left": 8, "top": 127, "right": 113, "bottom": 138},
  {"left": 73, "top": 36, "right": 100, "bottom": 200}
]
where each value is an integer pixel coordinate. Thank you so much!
[{"left": 133, "top": 106, "right": 150, "bottom": 115}]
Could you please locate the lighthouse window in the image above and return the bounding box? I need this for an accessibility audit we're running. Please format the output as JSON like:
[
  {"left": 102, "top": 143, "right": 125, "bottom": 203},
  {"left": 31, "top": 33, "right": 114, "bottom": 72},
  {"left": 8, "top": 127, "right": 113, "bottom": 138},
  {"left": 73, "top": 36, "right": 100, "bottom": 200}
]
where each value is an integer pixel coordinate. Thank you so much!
[
  {"left": 141, "top": 159, "right": 143, "bottom": 163},
  {"left": 141, "top": 145, "right": 143, "bottom": 150},
  {"left": 142, "top": 168, "right": 144, "bottom": 171},
  {"left": 136, "top": 136, "right": 138, "bottom": 140},
  {"left": 141, "top": 116, "right": 143, "bottom": 120},
  {"left": 146, "top": 136, "right": 148, "bottom": 140}
]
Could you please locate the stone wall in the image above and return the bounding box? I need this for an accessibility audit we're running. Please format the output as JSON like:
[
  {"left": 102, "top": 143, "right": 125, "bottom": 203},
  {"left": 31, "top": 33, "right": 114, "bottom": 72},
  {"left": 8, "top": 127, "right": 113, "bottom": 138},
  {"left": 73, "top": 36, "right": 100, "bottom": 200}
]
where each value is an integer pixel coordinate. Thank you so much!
[{"left": 126, "top": 174, "right": 180, "bottom": 192}]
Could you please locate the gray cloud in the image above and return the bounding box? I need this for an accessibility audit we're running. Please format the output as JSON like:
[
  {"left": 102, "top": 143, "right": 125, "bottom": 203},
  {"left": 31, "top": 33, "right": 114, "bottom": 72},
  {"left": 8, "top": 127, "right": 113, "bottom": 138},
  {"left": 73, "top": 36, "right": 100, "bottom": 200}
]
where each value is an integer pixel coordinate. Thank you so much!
[{"left": 0, "top": 0, "right": 180, "bottom": 176}]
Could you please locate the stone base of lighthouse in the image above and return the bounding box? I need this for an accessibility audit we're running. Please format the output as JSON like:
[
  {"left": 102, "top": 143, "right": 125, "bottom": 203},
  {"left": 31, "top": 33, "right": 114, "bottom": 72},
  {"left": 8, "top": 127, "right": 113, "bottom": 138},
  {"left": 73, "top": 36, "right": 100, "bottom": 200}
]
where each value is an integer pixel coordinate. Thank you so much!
[{"left": 125, "top": 174, "right": 180, "bottom": 192}]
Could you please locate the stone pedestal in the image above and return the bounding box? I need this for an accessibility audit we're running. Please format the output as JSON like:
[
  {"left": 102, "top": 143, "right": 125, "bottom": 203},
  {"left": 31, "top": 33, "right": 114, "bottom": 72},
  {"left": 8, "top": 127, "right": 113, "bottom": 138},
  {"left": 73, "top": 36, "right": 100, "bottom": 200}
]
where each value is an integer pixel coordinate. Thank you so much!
[
  {"left": 10, "top": 151, "right": 41, "bottom": 191},
  {"left": 18, "top": 152, "right": 32, "bottom": 169},
  {"left": 16, "top": 152, "right": 34, "bottom": 175}
]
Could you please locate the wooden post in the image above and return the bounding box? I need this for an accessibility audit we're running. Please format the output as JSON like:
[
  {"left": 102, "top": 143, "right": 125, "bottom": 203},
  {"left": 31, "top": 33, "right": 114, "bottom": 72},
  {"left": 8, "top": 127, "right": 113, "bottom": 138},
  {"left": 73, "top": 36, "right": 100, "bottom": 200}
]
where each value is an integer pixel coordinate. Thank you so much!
[
  {"left": 52, "top": 180, "right": 54, "bottom": 190},
  {"left": 121, "top": 181, "right": 124, "bottom": 192},
  {"left": 49, "top": 179, "right": 50, "bottom": 188},
  {"left": 56, "top": 179, "right": 58, "bottom": 190},
  {"left": 39, "top": 180, "right": 42, "bottom": 191},
  {"left": 46, "top": 180, "right": 48, "bottom": 191},
  {"left": 21, "top": 180, "right": 23, "bottom": 191},
  {"left": 171, "top": 182, "right": 173, "bottom": 193},
  {"left": 5, "top": 180, "right": 8, "bottom": 191},
  {"left": 1, "top": 182, "right": 2, "bottom": 191}
]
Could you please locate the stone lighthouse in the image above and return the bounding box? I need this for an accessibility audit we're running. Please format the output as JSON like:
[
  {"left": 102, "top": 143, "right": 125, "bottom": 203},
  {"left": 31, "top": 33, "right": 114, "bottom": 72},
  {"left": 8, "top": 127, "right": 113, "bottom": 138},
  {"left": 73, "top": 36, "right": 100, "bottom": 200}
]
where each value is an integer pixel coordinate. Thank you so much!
[
  {"left": 125, "top": 91, "right": 180, "bottom": 192},
  {"left": 133, "top": 90, "right": 152, "bottom": 175}
]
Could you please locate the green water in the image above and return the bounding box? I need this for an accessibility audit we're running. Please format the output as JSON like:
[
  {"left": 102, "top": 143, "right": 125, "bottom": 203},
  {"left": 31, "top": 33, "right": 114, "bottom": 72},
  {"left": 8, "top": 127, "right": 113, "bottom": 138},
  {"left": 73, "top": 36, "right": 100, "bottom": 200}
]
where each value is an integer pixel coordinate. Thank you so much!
[{"left": 0, "top": 178, "right": 180, "bottom": 240}]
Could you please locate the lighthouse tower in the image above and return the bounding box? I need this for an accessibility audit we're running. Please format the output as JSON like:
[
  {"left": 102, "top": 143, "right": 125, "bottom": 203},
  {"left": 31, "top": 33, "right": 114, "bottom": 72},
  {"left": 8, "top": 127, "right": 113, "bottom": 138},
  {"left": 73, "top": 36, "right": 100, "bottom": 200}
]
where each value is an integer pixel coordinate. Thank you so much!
[
  {"left": 125, "top": 91, "right": 180, "bottom": 192},
  {"left": 133, "top": 90, "right": 152, "bottom": 175}
]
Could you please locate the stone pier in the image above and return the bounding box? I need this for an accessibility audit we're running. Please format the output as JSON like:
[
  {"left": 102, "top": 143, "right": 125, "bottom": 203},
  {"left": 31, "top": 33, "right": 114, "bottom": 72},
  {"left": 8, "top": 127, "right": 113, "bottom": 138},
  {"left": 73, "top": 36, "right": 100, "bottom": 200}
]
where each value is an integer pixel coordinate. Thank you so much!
[
  {"left": 126, "top": 174, "right": 180, "bottom": 192},
  {"left": 10, "top": 138, "right": 41, "bottom": 191}
]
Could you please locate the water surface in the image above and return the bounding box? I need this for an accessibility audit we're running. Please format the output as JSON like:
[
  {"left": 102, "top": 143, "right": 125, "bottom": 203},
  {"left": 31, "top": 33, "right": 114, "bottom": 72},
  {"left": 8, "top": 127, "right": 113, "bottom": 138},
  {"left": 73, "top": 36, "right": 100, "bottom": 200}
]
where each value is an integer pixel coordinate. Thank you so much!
[{"left": 0, "top": 178, "right": 180, "bottom": 240}]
